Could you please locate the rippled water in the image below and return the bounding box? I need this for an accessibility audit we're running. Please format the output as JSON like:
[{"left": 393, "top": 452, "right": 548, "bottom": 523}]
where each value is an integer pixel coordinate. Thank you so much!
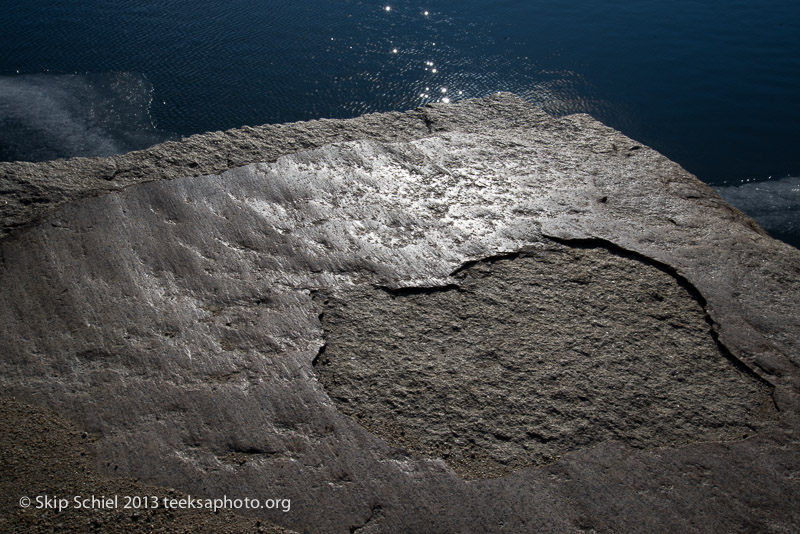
[
  {"left": 0, "top": 72, "right": 173, "bottom": 161},
  {"left": 1, "top": 1, "right": 799, "bottom": 244},
  {"left": 715, "top": 176, "right": 800, "bottom": 248}
]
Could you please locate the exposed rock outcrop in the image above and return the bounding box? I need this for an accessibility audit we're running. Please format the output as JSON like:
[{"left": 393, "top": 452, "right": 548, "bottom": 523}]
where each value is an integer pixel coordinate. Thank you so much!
[{"left": 1, "top": 94, "right": 798, "bottom": 533}]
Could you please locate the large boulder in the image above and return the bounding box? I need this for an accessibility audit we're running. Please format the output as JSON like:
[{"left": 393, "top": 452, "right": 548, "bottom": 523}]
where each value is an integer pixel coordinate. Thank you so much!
[{"left": 1, "top": 94, "right": 798, "bottom": 533}]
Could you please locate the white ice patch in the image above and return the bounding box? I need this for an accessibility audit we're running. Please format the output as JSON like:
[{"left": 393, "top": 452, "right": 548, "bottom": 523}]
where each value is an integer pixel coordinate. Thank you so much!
[{"left": 0, "top": 72, "right": 173, "bottom": 162}]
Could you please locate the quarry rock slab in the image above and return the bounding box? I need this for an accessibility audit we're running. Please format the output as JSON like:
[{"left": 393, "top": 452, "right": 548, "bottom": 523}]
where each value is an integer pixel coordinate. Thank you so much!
[{"left": 1, "top": 94, "right": 798, "bottom": 533}]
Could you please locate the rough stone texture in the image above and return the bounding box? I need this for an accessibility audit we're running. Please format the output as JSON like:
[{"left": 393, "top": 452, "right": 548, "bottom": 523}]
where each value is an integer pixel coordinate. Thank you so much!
[
  {"left": 316, "top": 242, "right": 776, "bottom": 479},
  {"left": 0, "top": 398, "right": 296, "bottom": 533},
  {"left": 1, "top": 93, "right": 798, "bottom": 533},
  {"left": 0, "top": 103, "right": 454, "bottom": 238}
]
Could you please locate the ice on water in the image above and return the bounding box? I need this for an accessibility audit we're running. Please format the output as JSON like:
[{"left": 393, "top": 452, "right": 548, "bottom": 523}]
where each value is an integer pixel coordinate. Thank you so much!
[
  {"left": 0, "top": 72, "right": 172, "bottom": 163},
  {"left": 715, "top": 176, "right": 800, "bottom": 248}
]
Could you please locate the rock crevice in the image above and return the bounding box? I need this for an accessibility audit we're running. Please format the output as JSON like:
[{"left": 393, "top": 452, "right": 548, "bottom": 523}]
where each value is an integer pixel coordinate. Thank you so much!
[
  {"left": 1, "top": 94, "right": 798, "bottom": 533},
  {"left": 314, "top": 239, "right": 777, "bottom": 479}
]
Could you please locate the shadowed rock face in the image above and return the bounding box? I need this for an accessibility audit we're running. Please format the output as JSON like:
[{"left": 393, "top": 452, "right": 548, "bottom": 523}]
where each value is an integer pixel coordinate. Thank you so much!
[
  {"left": 0, "top": 398, "right": 296, "bottom": 534},
  {"left": 1, "top": 94, "right": 799, "bottom": 533},
  {"left": 316, "top": 242, "right": 775, "bottom": 479}
]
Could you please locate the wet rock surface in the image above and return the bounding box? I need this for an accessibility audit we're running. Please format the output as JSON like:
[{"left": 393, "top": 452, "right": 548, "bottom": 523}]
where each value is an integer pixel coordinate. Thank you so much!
[{"left": 1, "top": 94, "right": 798, "bottom": 533}]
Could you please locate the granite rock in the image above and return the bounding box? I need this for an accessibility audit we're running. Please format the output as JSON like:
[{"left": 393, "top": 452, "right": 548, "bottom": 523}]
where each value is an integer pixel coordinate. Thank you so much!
[{"left": 1, "top": 94, "right": 798, "bottom": 533}]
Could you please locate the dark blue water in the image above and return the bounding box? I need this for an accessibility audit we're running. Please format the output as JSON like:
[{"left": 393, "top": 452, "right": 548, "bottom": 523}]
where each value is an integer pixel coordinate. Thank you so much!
[{"left": 1, "top": 1, "right": 799, "bottom": 244}]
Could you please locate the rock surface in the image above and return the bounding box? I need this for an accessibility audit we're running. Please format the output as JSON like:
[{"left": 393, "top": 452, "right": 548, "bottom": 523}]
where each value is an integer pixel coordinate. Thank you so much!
[
  {"left": 1, "top": 94, "right": 798, "bottom": 533},
  {"left": 317, "top": 243, "right": 775, "bottom": 479},
  {"left": 0, "top": 398, "right": 296, "bottom": 533}
]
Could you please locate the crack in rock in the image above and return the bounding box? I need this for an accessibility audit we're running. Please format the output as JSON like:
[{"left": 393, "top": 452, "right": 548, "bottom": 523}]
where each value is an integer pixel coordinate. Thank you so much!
[{"left": 315, "top": 240, "right": 777, "bottom": 479}]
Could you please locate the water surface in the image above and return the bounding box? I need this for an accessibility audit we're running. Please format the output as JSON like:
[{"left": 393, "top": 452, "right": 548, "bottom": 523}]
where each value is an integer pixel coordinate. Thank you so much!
[{"left": 1, "top": 0, "right": 798, "bottom": 243}]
